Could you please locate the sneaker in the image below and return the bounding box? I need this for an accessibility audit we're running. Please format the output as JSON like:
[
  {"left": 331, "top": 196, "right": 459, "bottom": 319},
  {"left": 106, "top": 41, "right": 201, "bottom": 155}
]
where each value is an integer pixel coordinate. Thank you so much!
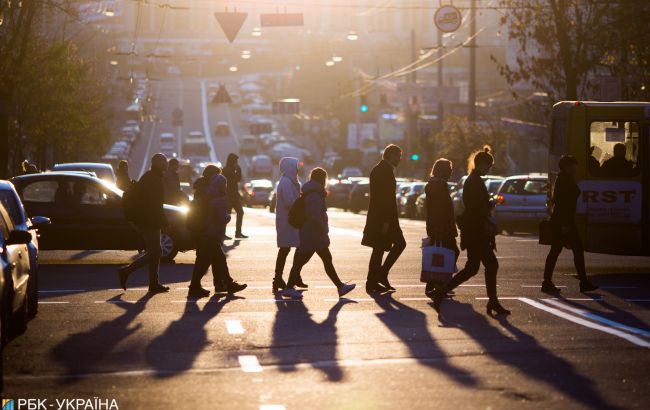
[
  {"left": 541, "top": 281, "right": 562, "bottom": 293},
  {"left": 337, "top": 283, "right": 356, "bottom": 298},
  {"left": 188, "top": 286, "right": 210, "bottom": 298},
  {"left": 148, "top": 284, "right": 170, "bottom": 294},
  {"left": 117, "top": 266, "right": 130, "bottom": 290},
  {"left": 282, "top": 288, "right": 303, "bottom": 299},
  {"left": 227, "top": 282, "right": 247, "bottom": 295},
  {"left": 579, "top": 280, "right": 599, "bottom": 293}
]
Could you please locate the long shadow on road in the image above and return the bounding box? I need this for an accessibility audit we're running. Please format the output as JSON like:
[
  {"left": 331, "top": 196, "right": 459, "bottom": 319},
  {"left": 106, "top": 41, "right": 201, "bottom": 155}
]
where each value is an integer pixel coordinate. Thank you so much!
[
  {"left": 270, "top": 297, "right": 354, "bottom": 382},
  {"left": 442, "top": 300, "right": 620, "bottom": 409},
  {"left": 371, "top": 293, "right": 478, "bottom": 388},
  {"left": 51, "top": 293, "right": 153, "bottom": 384}
]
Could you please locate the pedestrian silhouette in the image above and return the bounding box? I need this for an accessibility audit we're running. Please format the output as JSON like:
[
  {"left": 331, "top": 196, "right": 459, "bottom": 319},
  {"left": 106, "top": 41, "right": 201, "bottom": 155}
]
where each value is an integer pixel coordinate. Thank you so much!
[
  {"left": 273, "top": 157, "right": 303, "bottom": 291},
  {"left": 283, "top": 168, "right": 356, "bottom": 299},
  {"left": 588, "top": 146, "right": 601, "bottom": 176},
  {"left": 116, "top": 160, "right": 133, "bottom": 191},
  {"left": 362, "top": 144, "right": 406, "bottom": 293},
  {"left": 601, "top": 143, "right": 635, "bottom": 177},
  {"left": 222, "top": 153, "right": 247, "bottom": 239},
  {"left": 163, "top": 158, "right": 187, "bottom": 205},
  {"left": 118, "top": 153, "right": 170, "bottom": 294},
  {"left": 542, "top": 155, "right": 598, "bottom": 293},
  {"left": 433, "top": 146, "right": 510, "bottom": 316}
]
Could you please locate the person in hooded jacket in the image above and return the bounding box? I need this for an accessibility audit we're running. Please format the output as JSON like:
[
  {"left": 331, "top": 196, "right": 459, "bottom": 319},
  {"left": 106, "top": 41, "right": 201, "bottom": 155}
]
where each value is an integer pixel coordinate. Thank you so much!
[
  {"left": 222, "top": 153, "right": 247, "bottom": 239},
  {"left": 424, "top": 158, "right": 460, "bottom": 297},
  {"left": 116, "top": 160, "right": 133, "bottom": 191},
  {"left": 273, "top": 157, "right": 308, "bottom": 291},
  {"left": 282, "top": 168, "right": 356, "bottom": 299},
  {"left": 188, "top": 165, "right": 247, "bottom": 297}
]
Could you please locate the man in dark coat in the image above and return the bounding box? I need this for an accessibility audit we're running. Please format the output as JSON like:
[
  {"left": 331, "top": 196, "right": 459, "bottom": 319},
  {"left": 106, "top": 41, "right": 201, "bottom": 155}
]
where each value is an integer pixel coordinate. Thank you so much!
[
  {"left": 362, "top": 144, "right": 406, "bottom": 293},
  {"left": 222, "top": 153, "right": 247, "bottom": 239},
  {"left": 118, "top": 153, "right": 170, "bottom": 294}
]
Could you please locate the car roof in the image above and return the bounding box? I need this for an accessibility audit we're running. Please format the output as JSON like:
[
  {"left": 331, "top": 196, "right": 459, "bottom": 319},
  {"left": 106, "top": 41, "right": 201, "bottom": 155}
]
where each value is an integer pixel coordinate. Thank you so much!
[
  {"left": 0, "top": 180, "right": 16, "bottom": 190},
  {"left": 53, "top": 162, "right": 113, "bottom": 170},
  {"left": 11, "top": 171, "right": 111, "bottom": 185},
  {"left": 504, "top": 173, "right": 548, "bottom": 180}
]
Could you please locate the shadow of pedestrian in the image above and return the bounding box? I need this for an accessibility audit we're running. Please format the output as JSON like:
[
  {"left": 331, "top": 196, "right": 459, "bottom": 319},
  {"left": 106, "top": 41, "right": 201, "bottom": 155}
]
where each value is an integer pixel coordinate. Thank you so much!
[
  {"left": 50, "top": 293, "right": 153, "bottom": 384},
  {"left": 222, "top": 239, "right": 241, "bottom": 254},
  {"left": 442, "top": 300, "right": 620, "bottom": 409},
  {"left": 145, "top": 294, "right": 241, "bottom": 378},
  {"left": 270, "top": 299, "right": 354, "bottom": 382},
  {"left": 371, "top": 293, "right": 478, "bottom": 387}
]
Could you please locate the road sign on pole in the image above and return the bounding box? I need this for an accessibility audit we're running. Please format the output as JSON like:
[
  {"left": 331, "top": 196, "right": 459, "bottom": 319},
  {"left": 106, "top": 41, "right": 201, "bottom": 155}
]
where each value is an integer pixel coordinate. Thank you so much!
[
  {"left": 214, "top": 12, "right": 248, "bottom": 43},
  {"left": 213, "top": 84, "right": 232, "bottom": 104}
]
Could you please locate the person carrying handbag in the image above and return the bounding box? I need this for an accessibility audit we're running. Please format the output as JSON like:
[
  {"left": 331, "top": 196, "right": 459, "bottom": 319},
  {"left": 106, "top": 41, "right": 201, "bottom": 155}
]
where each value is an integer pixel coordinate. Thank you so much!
[{"left": 424, "top": 159, "right": 460, "bottom": 297}]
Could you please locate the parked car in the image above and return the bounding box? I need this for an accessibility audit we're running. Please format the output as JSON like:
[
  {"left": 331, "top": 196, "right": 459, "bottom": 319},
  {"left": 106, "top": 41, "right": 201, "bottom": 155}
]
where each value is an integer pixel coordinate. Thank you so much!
[
  {"left": 215, "top": 122, "right": 230, "bottom": 137},
  {"left": 240, "top": 135, "right": 258, "bottom": 155},
  {"left": 0, "top": 203, "right": 36, "bottom": 345},
  {"left": 9, "top": 172, "right": 193, "bottom": 261},
  {"left": 415, "top": 191, "right": 427, "bottom": 220},
  {"left": 398, "top": 182, "right": 425, "bottom": 219},
  {"left": 451, "top": 175, "right": 504, "bottom": 216},
  {"left": 243, "top": 179, "right": 273, "bottom": 207},
  {"left": 268, "top": 181, "right": 279, "bottom": 213},
  {"left": 327, "top": 180, "right": 353, "bottom": 210},
  {"left": 270, "top": 143, "right": 311, "bottom": 163},
  {"left": 250, "top": 155, "right": 273, "bottom": 177},
  {"left": 348, "top": 181, "right": 370, "bottom": 214},
  {"left": 340, "top": 167, "right": 364, "bottom": 179},
  {"left": 494, "top": 174, "right": 549, "bottom": 234},
  {"left": 52, "top": 162, "right": 116, "bottom": 183}
]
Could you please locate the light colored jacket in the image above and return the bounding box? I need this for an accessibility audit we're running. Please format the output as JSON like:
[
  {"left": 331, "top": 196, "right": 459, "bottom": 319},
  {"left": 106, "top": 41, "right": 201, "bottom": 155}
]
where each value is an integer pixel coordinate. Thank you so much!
[
  {"left": 299, "top": 180, "right": 330, "bottom": 253},
  {"left": 275, "top": 157, "right": 300, "bottom": 248}
]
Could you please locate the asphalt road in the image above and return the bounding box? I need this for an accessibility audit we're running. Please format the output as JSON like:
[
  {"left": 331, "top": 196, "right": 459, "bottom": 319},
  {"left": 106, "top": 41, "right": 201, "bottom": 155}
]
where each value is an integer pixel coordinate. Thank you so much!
[{"left": 3, "top": 207, "right": 650, "bottom": 409}]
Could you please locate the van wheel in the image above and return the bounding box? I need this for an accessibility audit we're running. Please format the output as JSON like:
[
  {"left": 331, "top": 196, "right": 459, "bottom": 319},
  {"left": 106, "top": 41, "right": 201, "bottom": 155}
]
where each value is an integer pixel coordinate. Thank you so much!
[{"left": 160, "top": 233, "right": 177, "bottom": 261}]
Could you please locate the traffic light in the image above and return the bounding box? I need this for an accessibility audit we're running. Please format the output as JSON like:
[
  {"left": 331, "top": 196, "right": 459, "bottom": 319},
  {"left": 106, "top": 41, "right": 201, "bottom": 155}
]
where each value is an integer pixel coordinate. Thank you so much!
[
  {"left": 360, "top": 95, "right": 369, "bottom": 113},
  {"left": 411, "top": 153, "right": 420, "bottom": 161}
]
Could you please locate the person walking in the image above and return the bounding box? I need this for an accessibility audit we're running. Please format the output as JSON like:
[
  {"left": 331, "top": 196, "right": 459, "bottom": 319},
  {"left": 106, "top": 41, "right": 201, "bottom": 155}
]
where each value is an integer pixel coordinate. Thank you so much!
[
  {"left": 424, "top": 159, "right": 460, "bottom": 297},
  {"left": 223, "top": 153, "right": 247, "bottom": 239},
  {"left": 433, "top": 147, "right": 510, "bottom": 316},
  {"left": 118, "top": 153, "right": 170, "bottom": 294},
  {"left": 362, "top": 144, "right": 406, "bottom": 293},
  {"left": 188, "top": 166, "right": 247, "bottom": 297},
  {"left": 282, "top": 168, "right": 356, "bottom": 299},
  {"left": 273, "top": 157, "right": 308, "bottom": 291},
  {"left": 116, "top": 160, "right": 133, "bottom": 191},
  {"left": 163, "top": 158, "right": 186, "bottom": 205},
  {"left": 542, "top": 155, "right": 599, "bottom": 293}
]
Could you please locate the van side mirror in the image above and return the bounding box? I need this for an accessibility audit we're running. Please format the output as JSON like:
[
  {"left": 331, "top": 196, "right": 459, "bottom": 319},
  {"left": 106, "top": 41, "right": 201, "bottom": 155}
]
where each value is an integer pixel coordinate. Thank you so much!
[
  {"left": 7, "top": 230, "right": 32, "bottom": 245},
  {"left": 29, "top": 216, "right": 51, "bottom": 230}
]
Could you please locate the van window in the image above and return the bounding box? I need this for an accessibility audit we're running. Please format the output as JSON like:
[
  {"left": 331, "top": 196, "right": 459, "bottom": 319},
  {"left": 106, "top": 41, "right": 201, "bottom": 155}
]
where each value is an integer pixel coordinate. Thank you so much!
[{"left": 589, "top": 121, "right": 639, "bottom": 178}]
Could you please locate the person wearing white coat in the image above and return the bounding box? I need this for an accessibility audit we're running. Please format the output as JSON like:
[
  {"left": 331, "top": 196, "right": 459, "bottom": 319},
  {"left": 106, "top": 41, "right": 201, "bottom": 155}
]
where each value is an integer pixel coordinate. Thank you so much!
[{"left": 274, "top": 157, "right": 308, "bottom": 291}]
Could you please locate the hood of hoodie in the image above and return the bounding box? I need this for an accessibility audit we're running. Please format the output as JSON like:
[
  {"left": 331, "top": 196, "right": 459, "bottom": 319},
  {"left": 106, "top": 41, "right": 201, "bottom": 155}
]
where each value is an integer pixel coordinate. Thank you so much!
[
  {"left": 279, "top": 157, "right": 299, "bottom": 182},
  {"left": 207, "top": 174, "right": 227, "bottom": 198},
  {"left": 302, "top": 179, "right": 326, "bottom": 196},
  {"left": 225, "top": 153, "right": 239, "bottom": 168}
]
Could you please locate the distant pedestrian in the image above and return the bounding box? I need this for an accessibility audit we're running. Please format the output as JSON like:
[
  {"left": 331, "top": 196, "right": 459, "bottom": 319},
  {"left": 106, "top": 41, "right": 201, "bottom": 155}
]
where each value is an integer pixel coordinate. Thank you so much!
[
  {"left": 223, "top": 153, "right": 247, "bottom": 239},
  {"left": 27, "top": 163, "right": 39, "bottom": 174},
  {"left": 273, "top": 157, "right": 307, "bottom": 291},
  {"left": 116, "top": 160, "right": 133, "bottom": 191},
  {"left": 601, "top": 143, "right": 635, "bottom": 177},
  {"left": 163, "top": 158, "right": 186, "bottom": 205},
  {"left": 542, "top": 155, "right": 598, "bottom": 293},
  {"left": 434, "top": 146, "right": 510, "bottom": 316},
  {"left": 188, "top": 165, "right": 247, "bottom": 297},
  {"left": 118, "top": 153, "right": 170, "bottom": 294},
  {"left": 20, "top": 160, "right": 30, "bottom": 175},
  {"left": 362, "top": 144, "right": 406, "bottom": 293},
  {"left": 424, "top": 158, "right": 460, "bottom": 297},
  {"left": 282, "top": 168, "right": 356, "bottom": 299}
]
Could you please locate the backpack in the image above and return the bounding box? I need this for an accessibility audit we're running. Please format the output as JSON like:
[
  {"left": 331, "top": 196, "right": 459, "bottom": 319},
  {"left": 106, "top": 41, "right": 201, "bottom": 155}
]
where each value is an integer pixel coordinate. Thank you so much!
[
  {"left": 122, "top": 180, "right": 140, "bottom": 222},
  {"left": 288, "top": 192, "right": 314, "bottom": 229},
  {"left": 186, "top": 194, "right": 209, "bottom": 235}
]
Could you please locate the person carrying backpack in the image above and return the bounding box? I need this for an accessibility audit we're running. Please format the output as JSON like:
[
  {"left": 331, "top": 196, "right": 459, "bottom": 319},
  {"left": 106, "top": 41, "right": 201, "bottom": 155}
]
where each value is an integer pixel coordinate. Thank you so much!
[
  {"left": 282, "top": 167, "right": 356, "bottom": 299},
  {"left": 118, "top": 153, "right": 170, "bottom": 294},
  {"left": 187, "top": 166, "right": 247, "bottom": 297}
]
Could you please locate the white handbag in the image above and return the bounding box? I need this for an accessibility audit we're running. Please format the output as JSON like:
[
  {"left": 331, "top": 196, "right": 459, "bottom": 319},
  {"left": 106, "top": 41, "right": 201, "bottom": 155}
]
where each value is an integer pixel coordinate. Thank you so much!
[{"left": 420, "top": 237, "right": 457, "bottom": 283}]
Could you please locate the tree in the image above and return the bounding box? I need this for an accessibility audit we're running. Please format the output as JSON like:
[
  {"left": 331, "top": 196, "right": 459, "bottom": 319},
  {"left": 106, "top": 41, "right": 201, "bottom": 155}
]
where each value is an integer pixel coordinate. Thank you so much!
[{"left": 493, "top": 0, "right": 650, "bottom": 103}]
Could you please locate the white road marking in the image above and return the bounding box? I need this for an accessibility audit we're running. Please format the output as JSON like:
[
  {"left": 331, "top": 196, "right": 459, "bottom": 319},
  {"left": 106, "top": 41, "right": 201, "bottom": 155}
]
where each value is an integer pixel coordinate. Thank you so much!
[
  {"left": 238, "top": 355, "right": 263, "bottom": 372},
  {"left": 519, "top": 297, "right": 650, "bottom": 348},
  {"left": 248, "top": 299, "right": 302, "bottom": 303},
  {"left": 138, "top": 82, "right": 161, "bottom": 178},
  {"left": 199, "top": 79, "right": 220, "bottom": 163},
  {"left": 542, "top": 298, "right": 650, "bottom": 338},
  {"left": 399, "top": 297, "right": 432, "bottom": 301},
  {"left": 260, "top": 406, "right": 286, "bottom": 410},
  {"left": 94, "top": 300, "right": 145, "bottom": 304},
  {"left": 225, "top": 104, "right": 241, "bottom": 148},
  {"left": 323, "top": 298, "right": 375, "bottom": 302},
  {"left": 38, "top": 301, "right": 70, "bottom": 304},
  {"left": 226, "top": 319, "right": 245, "bottom": 335}
]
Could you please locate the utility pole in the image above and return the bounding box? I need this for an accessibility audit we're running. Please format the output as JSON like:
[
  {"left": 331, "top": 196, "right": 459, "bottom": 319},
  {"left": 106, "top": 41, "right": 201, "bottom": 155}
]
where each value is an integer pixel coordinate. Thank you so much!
[
  {"left": 437, "top": 28, "right": 444, "bottom": 131},
  {"left": 468, "top": 0, "right": 477, "bottom": 122},
  {"left": 406, "top": 29, "right": 418, "bottom": 177}
]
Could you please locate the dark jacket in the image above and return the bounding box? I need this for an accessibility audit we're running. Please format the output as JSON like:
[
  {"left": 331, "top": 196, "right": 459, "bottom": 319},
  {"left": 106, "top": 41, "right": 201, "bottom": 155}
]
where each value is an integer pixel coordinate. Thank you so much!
[
  {"left": 601, "top": 156, "right": 634, "bottom": 177},
  {"left": 134, "top": 170, "right": 167, "bottom": 229},
  {"left": 425, "top": 177, "right": 458, "bottom": 240},
  {"left": 222, "top": 155, "right": 242, "bottom": 201},
  {"left": 362, "top": 159, "right": 401, "bottom": 250},
  {"left": 298, "top": 180, "right": 330, "bottom": 252},
  {"left": 459, "top": 171, "right": 493, "bottom": 247},
  {"left": 116, "top": 169, "right": 133, "bottom": 191},
  {"left": 163, "top": 169, "right": 182, "bottom": 204},
  {"left": 550, "top": 171, "right": 580, "bottom": 227}
]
